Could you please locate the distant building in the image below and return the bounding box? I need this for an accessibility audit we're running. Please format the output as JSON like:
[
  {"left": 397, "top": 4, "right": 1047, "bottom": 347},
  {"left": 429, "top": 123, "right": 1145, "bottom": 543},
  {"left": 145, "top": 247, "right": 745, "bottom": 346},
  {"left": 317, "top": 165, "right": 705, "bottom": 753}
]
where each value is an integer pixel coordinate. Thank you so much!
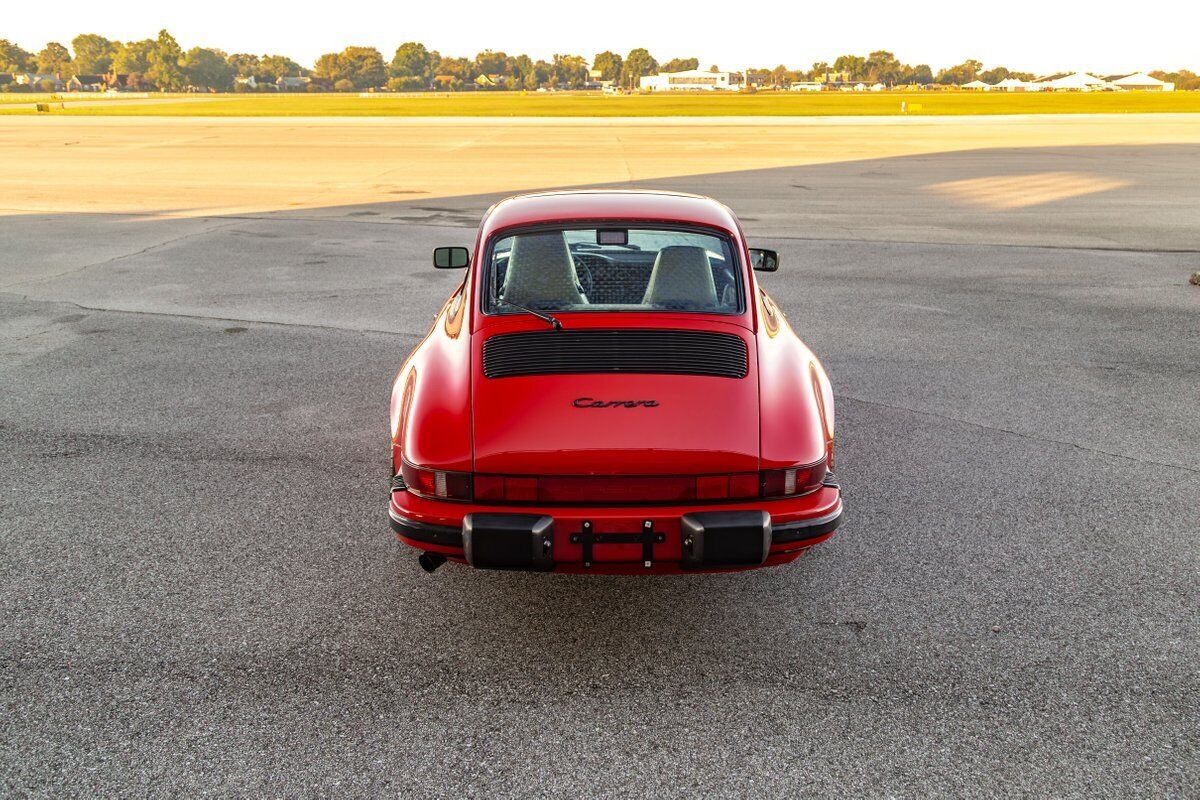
[
  {"left": 66, "top": 74, "right": 105, "bottom": 91},
  {"left": 814, "top": 70, "right": 852, "bottom": 84},
  {"left": 789, "top": 82, "right": 824, "bottom": 92},
  {"left": 640, "top": 69, "right": 735, "bottom": 91},
  {"left": 962, "top": 79, "right": 989, "bottom": 90},
  {"left": 803, "top": 71, "right": 865, "bottom": 91},
  {"left": 585, "top": 69, "right": 615, "bottom": 92},
  {"left": 276, "top": 76, "right": 311, "bottom": 91},
  {"left": 474, "top": 74, "right": 503, "bottom": 88},
  {"left": 1035, "top": 72, "right": 1110, "bottom": 91},
  {"left": 991, "top": 77, "right": 1036, "bottom": 92},
  {"left": 235, "top": 75, "right": 258, "bottom": 89},
  {"left": 1106, "top": 72, "right": 1174, "bottom": 91},
  {"left": 15, "top": 73, "right": 62, "bottom": 89}
]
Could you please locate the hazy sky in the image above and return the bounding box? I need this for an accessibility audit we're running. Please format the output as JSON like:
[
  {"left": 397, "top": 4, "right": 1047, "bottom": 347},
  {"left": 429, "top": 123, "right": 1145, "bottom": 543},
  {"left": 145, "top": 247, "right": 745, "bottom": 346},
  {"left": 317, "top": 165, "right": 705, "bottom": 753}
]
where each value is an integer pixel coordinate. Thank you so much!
[{"left": 6, "top": 0, "right": 1198, "bottom": 74}]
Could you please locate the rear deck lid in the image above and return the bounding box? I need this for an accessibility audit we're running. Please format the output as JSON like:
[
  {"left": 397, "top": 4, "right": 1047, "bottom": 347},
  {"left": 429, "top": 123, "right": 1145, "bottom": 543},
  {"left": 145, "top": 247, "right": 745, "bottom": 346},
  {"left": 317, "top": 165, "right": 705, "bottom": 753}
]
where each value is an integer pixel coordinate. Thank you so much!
[{"left": 471, "top": 326, "right": 759, "bottom": 476}]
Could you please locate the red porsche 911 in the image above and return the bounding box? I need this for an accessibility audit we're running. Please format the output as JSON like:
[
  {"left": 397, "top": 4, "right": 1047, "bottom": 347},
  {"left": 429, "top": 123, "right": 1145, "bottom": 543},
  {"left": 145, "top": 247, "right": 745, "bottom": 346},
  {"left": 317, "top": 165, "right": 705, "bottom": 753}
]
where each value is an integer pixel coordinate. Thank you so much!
[{"left": 389, "top": 190, "right": 842, "bottom": 574}]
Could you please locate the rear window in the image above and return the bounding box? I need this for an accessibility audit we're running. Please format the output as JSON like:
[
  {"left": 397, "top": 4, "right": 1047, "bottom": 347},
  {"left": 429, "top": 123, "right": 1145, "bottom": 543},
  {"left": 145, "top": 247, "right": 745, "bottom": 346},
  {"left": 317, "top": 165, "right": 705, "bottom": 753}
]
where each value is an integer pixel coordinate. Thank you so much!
[{"left": 483, "top": 226, "right": 742, "bottom": 315}]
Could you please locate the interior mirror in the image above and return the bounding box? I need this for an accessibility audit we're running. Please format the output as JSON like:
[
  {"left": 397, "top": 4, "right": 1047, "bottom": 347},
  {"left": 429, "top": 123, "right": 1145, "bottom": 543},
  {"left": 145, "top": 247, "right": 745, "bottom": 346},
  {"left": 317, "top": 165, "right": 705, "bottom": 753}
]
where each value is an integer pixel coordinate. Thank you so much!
[
  {"left": 749, "top": 248, "right": 779, "bottom": 272},
  {"left": 433, "top": 246, "right": 470, "bottom": 269}
]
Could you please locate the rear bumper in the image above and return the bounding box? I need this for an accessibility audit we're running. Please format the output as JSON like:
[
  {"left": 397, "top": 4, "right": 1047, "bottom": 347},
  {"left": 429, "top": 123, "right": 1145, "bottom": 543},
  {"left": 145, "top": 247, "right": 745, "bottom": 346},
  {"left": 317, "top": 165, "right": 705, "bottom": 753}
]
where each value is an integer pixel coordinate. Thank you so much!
[
  {"left": 389, "top": 479, "right": 843, "bottom": 574},
  {"left": 771, "top": 505, "right": 844, "bottom": 543}
]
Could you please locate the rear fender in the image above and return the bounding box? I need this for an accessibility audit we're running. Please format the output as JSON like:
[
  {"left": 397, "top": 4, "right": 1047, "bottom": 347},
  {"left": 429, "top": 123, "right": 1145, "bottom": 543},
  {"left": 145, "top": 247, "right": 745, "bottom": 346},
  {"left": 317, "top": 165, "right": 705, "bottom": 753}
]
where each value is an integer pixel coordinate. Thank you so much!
[
  {"left": 391, "top": 284, "right": 473, "bottom": 473},
  {"left": 755, "top": 288, "right": 829, "bottom": 470}
]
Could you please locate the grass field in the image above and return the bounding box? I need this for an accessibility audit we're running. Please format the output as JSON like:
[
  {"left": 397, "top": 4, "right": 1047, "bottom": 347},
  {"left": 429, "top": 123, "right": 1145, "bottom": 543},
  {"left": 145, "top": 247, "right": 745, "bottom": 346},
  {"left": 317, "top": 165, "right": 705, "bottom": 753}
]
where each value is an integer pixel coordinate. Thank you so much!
[{"left": 1, "top": 90, "right": 1199, "bottom": 117}]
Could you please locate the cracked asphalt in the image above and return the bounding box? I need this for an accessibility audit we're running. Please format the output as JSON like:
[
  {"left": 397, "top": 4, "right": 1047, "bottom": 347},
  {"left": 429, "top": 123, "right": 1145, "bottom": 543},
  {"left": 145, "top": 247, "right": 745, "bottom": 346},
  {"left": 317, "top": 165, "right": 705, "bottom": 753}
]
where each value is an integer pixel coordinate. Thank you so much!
[{"left": 2, "top": 118, "right": 1199, "bottom": 796}]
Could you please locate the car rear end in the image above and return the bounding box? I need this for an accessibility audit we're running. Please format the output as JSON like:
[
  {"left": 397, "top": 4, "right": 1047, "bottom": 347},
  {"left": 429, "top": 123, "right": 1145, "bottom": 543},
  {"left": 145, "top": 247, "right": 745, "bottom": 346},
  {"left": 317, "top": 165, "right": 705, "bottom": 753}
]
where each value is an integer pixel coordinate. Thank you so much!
[{"left": 391, "top": 196, "right": 842, "bottom": 573}]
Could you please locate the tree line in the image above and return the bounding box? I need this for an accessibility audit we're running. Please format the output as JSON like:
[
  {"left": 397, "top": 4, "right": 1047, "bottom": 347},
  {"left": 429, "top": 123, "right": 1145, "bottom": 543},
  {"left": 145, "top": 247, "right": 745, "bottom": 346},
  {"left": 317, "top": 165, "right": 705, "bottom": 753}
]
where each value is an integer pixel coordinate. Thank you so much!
[
  {"left": 0, "top": 33, "right": 691, "bottom": 92},
  {"left": 2, "top": 34, "right": 1197, "bottom": 92},
  {"left": 1, "top": 32, "right": 303, "bottom": 91}
]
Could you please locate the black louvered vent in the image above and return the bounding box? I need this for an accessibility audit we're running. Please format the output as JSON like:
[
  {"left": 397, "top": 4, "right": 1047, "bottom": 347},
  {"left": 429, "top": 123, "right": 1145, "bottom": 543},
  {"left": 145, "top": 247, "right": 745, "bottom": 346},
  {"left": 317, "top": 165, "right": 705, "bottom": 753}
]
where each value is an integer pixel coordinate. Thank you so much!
[{"left": 482, "top": 329, "right": 749, "bottom": 379}]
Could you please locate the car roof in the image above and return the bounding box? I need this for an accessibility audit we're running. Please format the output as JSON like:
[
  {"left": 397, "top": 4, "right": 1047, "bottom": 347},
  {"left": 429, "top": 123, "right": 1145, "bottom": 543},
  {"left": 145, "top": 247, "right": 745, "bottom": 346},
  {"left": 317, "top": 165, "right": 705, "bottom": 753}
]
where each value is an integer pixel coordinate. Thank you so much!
[{"left": 479, "top": 190, "right": 741, "bottom": 237}]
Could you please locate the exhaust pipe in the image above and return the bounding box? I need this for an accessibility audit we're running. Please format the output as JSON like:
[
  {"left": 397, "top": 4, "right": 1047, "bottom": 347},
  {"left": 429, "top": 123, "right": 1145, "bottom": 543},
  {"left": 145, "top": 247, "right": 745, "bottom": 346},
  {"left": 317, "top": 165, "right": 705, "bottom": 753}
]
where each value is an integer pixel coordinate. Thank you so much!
[{"left": 417, "top": 552, "right": 447, "bottom": 573}]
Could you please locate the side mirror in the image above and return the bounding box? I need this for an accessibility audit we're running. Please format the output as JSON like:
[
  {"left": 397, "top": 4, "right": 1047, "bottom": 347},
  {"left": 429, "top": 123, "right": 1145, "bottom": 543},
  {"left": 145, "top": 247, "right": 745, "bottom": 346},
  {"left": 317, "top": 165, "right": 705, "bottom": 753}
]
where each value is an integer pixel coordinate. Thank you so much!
[
  {"left": 749, "top": 248, "right": 779, "bottom": 272},
  {"left": 433, "top": 246, "right": 470, "bottom": 269}
]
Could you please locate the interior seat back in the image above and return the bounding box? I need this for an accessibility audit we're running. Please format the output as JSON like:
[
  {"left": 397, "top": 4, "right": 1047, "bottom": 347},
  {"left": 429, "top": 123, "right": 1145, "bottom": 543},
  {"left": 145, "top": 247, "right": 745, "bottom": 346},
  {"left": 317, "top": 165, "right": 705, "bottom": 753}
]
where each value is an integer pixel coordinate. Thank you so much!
[
  {"left": 502, "top": 232, "right": 586, "bottom": 307},
  {"left": 642, "top": 245, "right": 717, "bottom": 308}
]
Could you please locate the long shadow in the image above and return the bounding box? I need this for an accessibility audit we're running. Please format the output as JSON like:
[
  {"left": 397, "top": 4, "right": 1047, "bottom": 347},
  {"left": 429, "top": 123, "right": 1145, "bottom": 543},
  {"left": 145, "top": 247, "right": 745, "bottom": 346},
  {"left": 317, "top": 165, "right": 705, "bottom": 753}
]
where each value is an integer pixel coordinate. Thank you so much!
[{"left": 256, "top": 141, "right": 1200, "bottom": 251}]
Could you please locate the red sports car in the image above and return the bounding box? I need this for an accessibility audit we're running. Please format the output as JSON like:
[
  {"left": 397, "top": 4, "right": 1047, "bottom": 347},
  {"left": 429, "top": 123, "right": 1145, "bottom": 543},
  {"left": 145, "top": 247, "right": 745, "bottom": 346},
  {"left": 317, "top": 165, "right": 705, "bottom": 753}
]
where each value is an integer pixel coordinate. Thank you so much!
[{"left": 389, "top": 190, "right": 841, "bottom": 574}]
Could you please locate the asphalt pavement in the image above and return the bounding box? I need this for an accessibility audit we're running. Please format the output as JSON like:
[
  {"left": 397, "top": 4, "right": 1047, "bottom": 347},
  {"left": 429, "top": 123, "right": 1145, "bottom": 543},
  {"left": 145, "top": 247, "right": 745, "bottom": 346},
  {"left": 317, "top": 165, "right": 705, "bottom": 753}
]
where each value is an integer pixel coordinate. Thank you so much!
[{"left": 1, "top": 122, "right": 1198, "bottom": 796}]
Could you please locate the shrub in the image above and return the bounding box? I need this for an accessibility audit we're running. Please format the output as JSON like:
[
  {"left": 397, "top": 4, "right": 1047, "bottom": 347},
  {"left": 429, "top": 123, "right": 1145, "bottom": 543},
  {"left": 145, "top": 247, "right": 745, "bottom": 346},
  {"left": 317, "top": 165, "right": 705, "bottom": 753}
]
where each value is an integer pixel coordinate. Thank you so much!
[
  {"left": 333, "top": 78, "right": 355, "bottom": 92},
  {"left": 387, "top": 75, "right": 425, "bottom": 92}
]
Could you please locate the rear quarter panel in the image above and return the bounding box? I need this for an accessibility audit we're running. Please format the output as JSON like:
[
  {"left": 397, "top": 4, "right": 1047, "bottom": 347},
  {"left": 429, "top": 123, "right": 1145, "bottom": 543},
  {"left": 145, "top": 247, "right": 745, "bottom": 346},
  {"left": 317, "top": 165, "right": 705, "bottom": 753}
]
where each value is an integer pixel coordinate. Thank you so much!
[
  {"left": 390, "top": 281, "right": 473, "bottom": 473},
  {"left": 754, "top": 285, "right": 833, "bottom": 470}
]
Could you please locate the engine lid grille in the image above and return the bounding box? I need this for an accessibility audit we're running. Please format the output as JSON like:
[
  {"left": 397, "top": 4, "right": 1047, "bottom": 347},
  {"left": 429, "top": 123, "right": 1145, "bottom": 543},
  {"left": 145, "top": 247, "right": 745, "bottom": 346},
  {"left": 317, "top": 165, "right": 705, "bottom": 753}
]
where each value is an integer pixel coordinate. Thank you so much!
[{"left": 482, "top": 329, "right": 749, "bottom": 379}]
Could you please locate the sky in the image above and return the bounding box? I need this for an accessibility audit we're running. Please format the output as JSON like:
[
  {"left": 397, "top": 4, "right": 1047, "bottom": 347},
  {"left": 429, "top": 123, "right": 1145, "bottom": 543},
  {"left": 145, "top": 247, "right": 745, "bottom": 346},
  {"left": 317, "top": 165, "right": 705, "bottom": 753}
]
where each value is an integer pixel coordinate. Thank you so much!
[{"left": 5, "top": 0, "right": 1199, "bottom": 75}]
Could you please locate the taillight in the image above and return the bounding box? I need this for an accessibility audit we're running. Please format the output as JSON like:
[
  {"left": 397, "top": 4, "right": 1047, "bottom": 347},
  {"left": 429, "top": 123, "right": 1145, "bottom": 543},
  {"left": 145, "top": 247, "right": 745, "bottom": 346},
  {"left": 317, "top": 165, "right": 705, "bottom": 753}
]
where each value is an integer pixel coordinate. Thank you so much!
[
  {"left": 473, "top": 473, "right": 762, "bottom": 504},
  {"left": 400, "top": 461, "right": 473, "bottom": 501},
  {"left": 398, "top": 461, "right": 828, "bottom": 504},
  {"left": 760, "top": 458, "right": 827, "bottom": 499}
]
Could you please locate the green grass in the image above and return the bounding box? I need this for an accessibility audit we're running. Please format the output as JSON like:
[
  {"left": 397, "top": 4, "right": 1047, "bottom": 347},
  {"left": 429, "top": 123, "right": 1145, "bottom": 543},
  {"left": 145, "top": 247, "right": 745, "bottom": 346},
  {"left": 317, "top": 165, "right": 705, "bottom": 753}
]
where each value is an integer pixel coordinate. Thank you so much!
[{"left": 2, "top": 90, "right": 1199, "bottom": 117}]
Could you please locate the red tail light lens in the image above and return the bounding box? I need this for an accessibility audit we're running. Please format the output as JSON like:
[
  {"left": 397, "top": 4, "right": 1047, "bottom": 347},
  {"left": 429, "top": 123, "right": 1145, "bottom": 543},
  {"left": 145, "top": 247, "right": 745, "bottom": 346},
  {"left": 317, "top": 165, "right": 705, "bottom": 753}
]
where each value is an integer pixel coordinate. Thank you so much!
[
  {"left": 400, "top": 461, "right": 473, "bottom": 501},
  {"left": 537, "top": 475, "right": 695, "bottom": 503},
  {"left": 760, "top": 458, "right": 827, "bottom": 499},
  {"left": 471, "top": 472, "right": 763, "bottom": 504},
  {"left": 401, "top": 462, "right": 827, "bottom": 504}
]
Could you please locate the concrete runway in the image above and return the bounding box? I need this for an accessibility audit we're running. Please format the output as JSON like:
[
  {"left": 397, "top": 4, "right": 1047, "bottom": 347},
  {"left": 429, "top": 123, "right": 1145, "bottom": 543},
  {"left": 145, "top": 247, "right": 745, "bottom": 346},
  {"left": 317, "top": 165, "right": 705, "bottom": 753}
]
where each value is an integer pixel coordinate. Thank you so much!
[{"left": 1, "top": 116, "right": 1198, "bottom": 796}]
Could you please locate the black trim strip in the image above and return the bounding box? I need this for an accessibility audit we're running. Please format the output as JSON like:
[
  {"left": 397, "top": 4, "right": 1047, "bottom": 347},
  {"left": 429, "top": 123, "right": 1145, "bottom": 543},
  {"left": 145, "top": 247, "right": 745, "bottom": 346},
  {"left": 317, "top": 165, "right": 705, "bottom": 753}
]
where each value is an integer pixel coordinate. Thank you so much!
[
  {"left": 389, "top": 510, "right": 463, "bottom": 547},
  {"left": 771, "top": 504, "right": 844, "bottom": 544}
]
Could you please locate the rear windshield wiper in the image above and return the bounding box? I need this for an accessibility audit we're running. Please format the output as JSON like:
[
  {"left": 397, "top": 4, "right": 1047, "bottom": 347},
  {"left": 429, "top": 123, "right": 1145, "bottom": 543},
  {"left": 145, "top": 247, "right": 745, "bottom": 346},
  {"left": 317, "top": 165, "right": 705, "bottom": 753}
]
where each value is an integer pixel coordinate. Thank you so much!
[{"left": 498, "top": 298, "right": 563, "bottom": 330}]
